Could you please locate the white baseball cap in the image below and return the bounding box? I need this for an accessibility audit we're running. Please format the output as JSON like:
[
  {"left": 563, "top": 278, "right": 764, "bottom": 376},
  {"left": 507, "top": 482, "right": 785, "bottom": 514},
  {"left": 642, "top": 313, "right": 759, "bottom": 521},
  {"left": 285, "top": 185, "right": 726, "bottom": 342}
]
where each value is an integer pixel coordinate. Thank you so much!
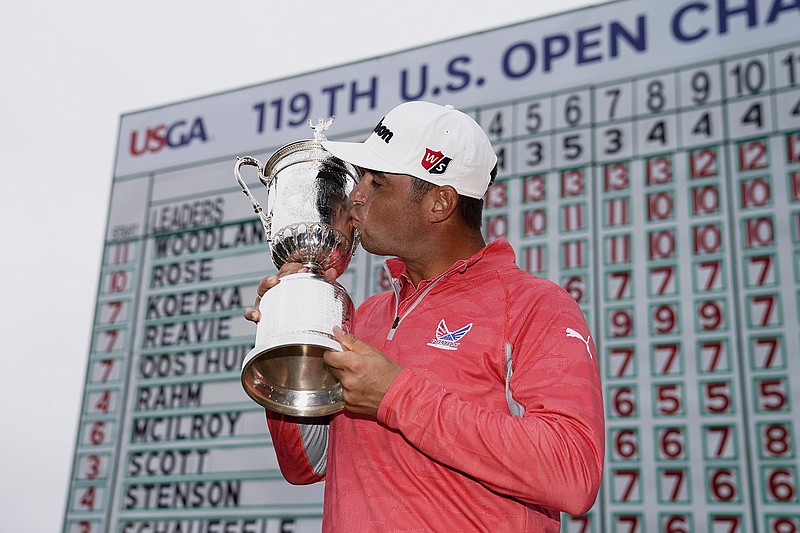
[{"left": 322, "top": 101, "right": 498, "bottom": 199}]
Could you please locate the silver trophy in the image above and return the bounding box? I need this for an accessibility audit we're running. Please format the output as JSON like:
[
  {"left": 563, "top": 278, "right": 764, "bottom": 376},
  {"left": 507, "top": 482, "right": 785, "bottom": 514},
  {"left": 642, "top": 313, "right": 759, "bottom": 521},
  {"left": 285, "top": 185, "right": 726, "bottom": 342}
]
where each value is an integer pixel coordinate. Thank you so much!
[{"left": 235, "top": 117, "right": 359, "bottom": 416}]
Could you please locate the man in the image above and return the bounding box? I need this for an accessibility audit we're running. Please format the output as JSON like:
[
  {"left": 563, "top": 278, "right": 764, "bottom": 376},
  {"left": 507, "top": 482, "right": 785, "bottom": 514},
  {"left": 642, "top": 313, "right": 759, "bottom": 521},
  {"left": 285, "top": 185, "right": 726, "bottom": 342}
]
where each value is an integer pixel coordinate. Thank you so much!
[{"left": 245, "top": 101, "right": 604, "bottom": 532}]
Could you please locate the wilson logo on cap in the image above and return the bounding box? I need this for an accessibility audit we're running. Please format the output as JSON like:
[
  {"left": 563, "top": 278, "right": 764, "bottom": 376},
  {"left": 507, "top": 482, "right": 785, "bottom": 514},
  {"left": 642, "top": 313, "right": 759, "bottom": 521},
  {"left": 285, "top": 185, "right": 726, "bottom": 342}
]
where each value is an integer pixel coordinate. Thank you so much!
[
  {"left": 373, "top": 117, "right": 393, "bottom": 143},
  {"left": 421, "top": 148, "right": 452, "bottom": 175}
]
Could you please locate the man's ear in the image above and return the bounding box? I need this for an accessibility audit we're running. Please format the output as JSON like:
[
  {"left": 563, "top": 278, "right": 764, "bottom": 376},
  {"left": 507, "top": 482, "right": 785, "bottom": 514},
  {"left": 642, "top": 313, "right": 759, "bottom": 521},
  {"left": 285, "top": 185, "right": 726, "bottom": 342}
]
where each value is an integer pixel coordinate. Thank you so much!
[{"left": 427, "top": 186, "right": 459, "bottom": 223}]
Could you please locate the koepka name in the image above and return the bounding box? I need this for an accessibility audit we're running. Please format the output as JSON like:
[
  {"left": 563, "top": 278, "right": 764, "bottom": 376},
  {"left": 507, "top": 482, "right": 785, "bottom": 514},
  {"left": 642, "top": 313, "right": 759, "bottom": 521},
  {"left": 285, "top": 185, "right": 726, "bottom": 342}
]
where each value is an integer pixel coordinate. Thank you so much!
[{"left": 146, "top": 287, "right": 242, "bottom": 319}]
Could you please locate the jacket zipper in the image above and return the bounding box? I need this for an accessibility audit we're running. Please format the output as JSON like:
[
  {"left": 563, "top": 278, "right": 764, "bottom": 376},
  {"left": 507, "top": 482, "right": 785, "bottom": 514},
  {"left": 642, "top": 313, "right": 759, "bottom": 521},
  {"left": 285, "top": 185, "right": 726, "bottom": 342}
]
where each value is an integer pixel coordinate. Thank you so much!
[{"left": 384, "top": 264, "right": 449, "bottom": 341}]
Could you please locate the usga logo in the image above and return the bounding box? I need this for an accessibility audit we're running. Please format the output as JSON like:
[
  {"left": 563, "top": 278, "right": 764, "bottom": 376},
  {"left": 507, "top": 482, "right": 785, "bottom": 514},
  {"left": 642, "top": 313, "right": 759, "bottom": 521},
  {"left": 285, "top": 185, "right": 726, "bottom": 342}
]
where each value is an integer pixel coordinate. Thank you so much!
[{"left": 129, "top": 116, "right": 208, "bottom": 156}]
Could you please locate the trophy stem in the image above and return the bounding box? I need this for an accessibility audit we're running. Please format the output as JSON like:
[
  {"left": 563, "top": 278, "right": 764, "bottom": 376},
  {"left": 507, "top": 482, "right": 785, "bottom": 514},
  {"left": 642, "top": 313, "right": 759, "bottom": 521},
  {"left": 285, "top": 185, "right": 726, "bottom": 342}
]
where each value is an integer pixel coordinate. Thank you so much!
[{"left": 302, "top": 262, "right": 324, "bottom": 274}]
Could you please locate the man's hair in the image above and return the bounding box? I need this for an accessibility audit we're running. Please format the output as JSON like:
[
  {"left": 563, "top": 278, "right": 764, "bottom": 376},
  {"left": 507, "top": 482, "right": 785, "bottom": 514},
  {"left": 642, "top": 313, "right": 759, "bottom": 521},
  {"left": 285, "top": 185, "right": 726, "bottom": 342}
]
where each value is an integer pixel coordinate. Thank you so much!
[{"left": 408, "top": 164, "right": 497, "bottom": 231}]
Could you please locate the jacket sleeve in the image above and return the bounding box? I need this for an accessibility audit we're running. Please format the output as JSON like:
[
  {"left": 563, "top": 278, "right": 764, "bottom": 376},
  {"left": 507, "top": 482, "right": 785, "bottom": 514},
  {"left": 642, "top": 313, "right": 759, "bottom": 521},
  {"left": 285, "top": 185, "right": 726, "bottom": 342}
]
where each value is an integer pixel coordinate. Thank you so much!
[
  {"left": 376, "top": 285, "right": 605, "bottom": 515},
  {"left": 265, "top": 411, "right": 330, "bottom": 485}
]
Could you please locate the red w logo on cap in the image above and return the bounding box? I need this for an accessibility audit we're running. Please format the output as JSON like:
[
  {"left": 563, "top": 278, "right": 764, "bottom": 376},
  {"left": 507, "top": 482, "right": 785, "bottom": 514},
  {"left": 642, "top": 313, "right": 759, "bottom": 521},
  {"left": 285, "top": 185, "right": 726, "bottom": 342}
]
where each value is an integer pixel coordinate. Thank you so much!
[{"left": 421, "top": 148, "right": 452, "bottom": 175}]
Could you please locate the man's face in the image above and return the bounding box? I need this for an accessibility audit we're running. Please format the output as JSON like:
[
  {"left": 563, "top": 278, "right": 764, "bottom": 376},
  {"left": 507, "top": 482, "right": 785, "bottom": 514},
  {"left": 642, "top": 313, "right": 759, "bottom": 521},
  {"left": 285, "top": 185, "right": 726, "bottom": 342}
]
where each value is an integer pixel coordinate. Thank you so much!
[{"left": 348, "top": 169, "right": 424, "bottom": 258}]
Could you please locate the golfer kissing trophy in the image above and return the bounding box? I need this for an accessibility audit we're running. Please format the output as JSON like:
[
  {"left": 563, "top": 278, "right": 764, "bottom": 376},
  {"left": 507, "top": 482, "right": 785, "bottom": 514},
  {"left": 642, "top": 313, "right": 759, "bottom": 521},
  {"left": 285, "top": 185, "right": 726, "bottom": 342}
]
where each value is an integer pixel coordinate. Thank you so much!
[{"left": 234, "top": 117, "right": 360, "bottom": 416}]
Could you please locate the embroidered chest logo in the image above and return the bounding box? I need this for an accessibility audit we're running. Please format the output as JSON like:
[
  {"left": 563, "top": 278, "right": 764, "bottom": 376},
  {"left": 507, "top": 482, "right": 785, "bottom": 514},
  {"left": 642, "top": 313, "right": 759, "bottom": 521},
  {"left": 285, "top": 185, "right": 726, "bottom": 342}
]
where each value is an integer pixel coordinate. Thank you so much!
[
  {"left": 421, "top": 148, "right": 452, "bottom": 175},
  {"left": 427, "top": 319, "right": 473, "bottom": 351},
  {"left": 566, "top": 327, "right": 593, "bottom": 359}
]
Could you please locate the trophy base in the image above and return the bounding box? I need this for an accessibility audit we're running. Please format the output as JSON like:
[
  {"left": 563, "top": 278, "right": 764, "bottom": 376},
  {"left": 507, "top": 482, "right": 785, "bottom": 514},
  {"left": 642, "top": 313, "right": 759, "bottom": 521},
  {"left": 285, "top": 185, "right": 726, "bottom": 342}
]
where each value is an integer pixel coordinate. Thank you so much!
[
  {"left": 241, "top": 272, "right": 352, "bottom": 416},
  {"left": 241, "top": 334, "right": 344, "bottom": 417}
]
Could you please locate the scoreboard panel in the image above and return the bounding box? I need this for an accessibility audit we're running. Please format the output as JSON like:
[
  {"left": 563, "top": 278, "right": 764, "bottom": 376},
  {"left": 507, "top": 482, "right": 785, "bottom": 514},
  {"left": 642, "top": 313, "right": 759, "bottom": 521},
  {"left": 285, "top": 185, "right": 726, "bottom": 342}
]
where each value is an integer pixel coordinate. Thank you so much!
[{"left": 65, "top": 1, "right": 800, "bottom": 531}]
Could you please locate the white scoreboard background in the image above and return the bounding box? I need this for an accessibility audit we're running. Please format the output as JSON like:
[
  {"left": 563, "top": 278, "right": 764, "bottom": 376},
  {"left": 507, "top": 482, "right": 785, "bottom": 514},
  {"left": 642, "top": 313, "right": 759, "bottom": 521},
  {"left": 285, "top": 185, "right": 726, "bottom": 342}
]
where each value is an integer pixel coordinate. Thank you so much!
[{"left": 65, "top": 1, "right": 800, "bottom": 531}]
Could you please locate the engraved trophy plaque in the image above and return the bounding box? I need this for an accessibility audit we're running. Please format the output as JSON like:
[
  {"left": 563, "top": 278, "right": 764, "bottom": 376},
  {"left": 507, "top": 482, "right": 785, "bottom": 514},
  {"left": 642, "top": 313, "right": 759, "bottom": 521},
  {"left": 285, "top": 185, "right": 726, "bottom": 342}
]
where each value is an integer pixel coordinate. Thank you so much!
[{"left": 235, "top": 118, "right": 359, "bottom": 416}]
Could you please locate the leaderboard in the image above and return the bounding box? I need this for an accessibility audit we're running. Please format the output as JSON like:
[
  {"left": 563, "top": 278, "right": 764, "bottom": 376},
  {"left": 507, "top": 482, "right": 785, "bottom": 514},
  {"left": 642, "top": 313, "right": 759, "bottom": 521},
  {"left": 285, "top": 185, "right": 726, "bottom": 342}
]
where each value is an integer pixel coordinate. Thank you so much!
[{"left": 65, "top": 1, "right": 800, "bottom": 532}]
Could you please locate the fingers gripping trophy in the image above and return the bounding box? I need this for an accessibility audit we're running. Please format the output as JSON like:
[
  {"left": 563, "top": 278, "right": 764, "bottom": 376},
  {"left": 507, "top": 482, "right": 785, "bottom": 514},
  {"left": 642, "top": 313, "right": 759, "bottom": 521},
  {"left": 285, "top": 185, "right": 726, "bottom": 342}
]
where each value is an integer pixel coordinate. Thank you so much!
[{"left": 234, "top": 117, "right": 360, "bottom": 417}]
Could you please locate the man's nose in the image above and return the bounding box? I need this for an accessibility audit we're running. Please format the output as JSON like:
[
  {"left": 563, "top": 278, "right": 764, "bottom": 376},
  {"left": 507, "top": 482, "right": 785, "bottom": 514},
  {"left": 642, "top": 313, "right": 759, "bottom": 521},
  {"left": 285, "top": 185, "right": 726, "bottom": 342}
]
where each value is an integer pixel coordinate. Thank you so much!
[{"left": 350, "top": 180, "right": 366, "bottom": 204}]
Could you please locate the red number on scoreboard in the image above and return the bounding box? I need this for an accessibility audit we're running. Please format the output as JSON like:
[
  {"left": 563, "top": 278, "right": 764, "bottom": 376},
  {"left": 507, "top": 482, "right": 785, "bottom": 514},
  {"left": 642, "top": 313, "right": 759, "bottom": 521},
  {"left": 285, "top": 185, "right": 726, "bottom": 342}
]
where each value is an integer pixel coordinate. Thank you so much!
[
  {"left": 611, "top": 386, "right": 637, "bottom": 418},
  {"left": 485, "top": 181, "right": 507, "bottom": 208},
  {"left": 79, "top": 486, "right": 96, "bottom": 511},
  {"left": 523, "top": 209, "right": 546, "bottom": 236},
  {"left": 561, "top": 169, "right": 585, "bottom": 197},
  {"left": 656, "top": 384, "right": 682, "bottom": 415},
  {"left": 750, "top": 294, "right": 778, "bottom": 327},
  {"left": 650, "top": 266, "right": 676, "bottom": 296},
  {"left": 566, "top": 514, "right": 591, "bottom": 533},
  {"left": 738, "top": 139, "right": 768, "bottom": 170},
  {"left": 768, "top": 516, "right": 798, "bottom": 533},
  {"left": 563, "top": 276, "right": 585, "bottom": 303},
  {"left": 523, "top": 175, "right": 546, "bottom": 203},
  {"left": 661, "top": 469, "right": 687, "bottom": 501},
  {"left": 610, "top": 347, "right": 635, "bottom": 378},
  {"left": 104, "top": 329, "right": 119, "bottom": 352},
  {"left": 605, "top": 163, "right": 630, "bottom": 191},
  {"left": 740, "top": 177, "right": 772, "bottom": 208},
  {"left": 86, "top": 455, "right": 101, "bottom": 480},
  {"left": 762, "top": 423, "right": 793, "bottom": 458},
  {"left": 614, "top": 428, "right": 639, "bottom": 460},
  {"left": 698, "top": 300, "right": 726, "bottom": 331},
  {"left": 662, "top": 515, "right": 690, "bottom": 533},
  {"left": 610, "top": 308, "right": 634, "bottom": 337},
  {"left": 788, "top": 132, "right": 800, "bottom": 163},
  {"left": 89, "top": 422, "right": 106, "bottom": 446},
  {"left": 711, "top": 515, "right": 741, "bottom": 533},
  {"left": 649, "top": 230, "right": 676, "bottom": 260},
  {"left": 706, "top": 425, "right": 734, "bottom": 459},
  {"left": 106, "top": 301, "right": 123, "bottom": 323},
  {"left": 692, "top": 184, "right": 721, "bottom": 215},
  {"left": 744, "top": 217, "right": 775, "bottom": 249},
  {"left": 696, "top": 261, "right": 722, "bottom": 291},
  {"left": 654, "top": 343, "right": 680, "bottom": 375},
  {"left": 659, "top": 427, "right": 686, "bottom": 460},
  {"left": 653, "top": 304, "right": 678, "bottom": 335},
  {"left": 703, "top": 381, "right": 733, "bottom": 414},
  {"left": 616, "top": 514, "right": 640, "bottom": 533},
  {"left": 101, "top": 359, "right": 114, "bottom": 381},
  {"left": 766, "top": 468, "right": 797, "bottom": 502},
  {"left": 484, "top": 215, "right": 507, "bottom": 240},
  {"left": 747, "top": 255, "right": 774, "bottom": 287},
  {"left": 700, "top": 340, "right": 727, "bottom": 372},
  {"left": 757, "top": 378, "right": 789, "bottom": 411},
  {"left": 709, "top": 468, "right": 739, "bottom": 502},
  {"left": 647, "top": 156, "right": 672, "bottom": 184},
  {"left": 647, "top": 191, "right": 674, "bottom": 221},
  {"left": 107, "top": 270, "right": 128, "bottom": 293},
  {"left": 690, "top": 148, "right": 718, "bottom": 178},
  {"left": 615, "top": 470, "right": 640, "bottom": 502},
  {"left": 94, "top": 391, "right": 111, "bottom": 413}
]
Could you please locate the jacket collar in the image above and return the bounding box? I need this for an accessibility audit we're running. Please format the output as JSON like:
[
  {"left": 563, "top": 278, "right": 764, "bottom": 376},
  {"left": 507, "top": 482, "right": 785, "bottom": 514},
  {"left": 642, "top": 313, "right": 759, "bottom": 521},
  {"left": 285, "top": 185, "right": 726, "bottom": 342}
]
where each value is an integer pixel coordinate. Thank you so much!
[{"left": 385, "top": 237, "right": 514, "bottom": 289}]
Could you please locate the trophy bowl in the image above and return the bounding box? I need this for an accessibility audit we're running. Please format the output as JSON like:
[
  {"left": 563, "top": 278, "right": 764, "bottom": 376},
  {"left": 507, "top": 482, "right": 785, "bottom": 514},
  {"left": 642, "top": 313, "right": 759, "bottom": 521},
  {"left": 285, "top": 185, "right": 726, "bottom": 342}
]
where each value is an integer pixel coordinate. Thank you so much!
[{"left": 235, "top": 127, "right": 360, "bottom": 417}]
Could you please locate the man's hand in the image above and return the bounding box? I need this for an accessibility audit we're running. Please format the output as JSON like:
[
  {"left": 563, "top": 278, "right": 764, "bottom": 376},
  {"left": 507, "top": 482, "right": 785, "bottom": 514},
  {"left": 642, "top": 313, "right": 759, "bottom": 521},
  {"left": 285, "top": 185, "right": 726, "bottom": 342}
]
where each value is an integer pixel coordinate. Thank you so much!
[
  {"left": 324, "top": 326, "right": 403, "bottom": 417},
  {"left": 244, "top": 264, "right": 338, "bottom": 322}
]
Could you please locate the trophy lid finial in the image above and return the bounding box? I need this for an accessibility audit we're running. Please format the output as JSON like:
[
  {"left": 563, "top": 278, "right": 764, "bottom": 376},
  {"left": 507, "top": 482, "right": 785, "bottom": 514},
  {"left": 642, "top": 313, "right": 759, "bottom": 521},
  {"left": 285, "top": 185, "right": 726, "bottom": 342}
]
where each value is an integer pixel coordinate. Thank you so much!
[{"left": 309, "top": 116, "right": 335, "bottom": 142}]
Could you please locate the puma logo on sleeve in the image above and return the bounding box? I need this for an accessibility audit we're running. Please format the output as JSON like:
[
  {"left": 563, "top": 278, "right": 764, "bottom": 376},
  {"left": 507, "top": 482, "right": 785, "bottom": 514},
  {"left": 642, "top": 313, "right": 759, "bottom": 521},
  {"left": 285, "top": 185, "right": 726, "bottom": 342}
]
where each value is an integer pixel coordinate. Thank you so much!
[{"left": 566, "top": 327, "right": 593, "bottom": 359}]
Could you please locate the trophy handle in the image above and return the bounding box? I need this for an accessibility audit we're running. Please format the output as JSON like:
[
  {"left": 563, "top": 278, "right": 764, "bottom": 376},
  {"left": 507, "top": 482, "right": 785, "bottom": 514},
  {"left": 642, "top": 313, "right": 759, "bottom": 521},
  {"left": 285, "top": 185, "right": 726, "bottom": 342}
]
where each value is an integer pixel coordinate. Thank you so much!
[{"left": 235, "top": 156, "right": 272, "bottom": 241}]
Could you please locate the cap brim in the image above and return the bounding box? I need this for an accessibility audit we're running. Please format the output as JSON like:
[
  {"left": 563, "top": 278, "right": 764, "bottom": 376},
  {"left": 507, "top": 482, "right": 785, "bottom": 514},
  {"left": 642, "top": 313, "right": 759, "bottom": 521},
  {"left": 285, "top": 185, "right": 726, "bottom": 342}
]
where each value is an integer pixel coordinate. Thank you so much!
[{"left": 322, "top": 140, "right": 408, "bottom": 175}]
